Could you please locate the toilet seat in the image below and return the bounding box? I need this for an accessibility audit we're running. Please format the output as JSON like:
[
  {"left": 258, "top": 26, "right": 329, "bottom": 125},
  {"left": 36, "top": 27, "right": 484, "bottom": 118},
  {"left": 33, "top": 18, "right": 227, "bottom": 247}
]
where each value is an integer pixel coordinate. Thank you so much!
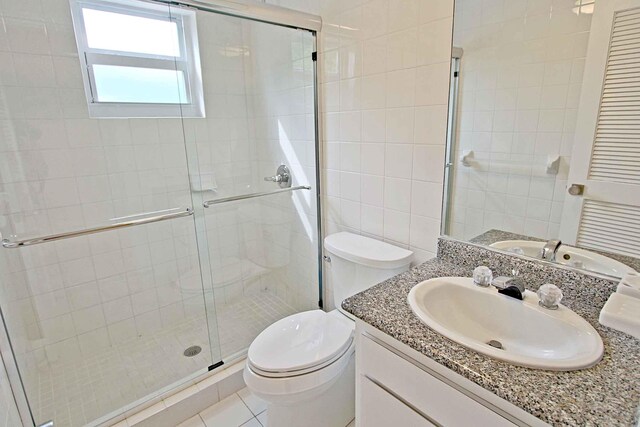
[
  {"left": 247, "top": 310, "right": 354, "bottom": 377},
  {"left": 244, "top": 336, "right": 355, "bottom": 403}
]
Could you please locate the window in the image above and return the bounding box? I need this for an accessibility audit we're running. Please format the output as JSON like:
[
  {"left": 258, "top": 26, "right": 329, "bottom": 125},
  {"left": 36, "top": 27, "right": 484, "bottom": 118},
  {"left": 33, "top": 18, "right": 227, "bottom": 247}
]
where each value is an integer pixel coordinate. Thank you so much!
[
  {"left": 70, "top": 0, "right": 205, "bottom": 118},
  {"left": 573, "top": 0, "right": 596, "bottom": 14}
]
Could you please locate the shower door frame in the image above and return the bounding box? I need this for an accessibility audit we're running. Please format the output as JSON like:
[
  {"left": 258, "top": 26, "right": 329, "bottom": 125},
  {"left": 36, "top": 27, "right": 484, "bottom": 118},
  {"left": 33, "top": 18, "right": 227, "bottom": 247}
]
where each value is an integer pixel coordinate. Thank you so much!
[
  {"left": 0, "top": 1, "right": 324, "bottom": 426},
  {"left": 442, "top": 51, "right": 462, "bottom": 236}
]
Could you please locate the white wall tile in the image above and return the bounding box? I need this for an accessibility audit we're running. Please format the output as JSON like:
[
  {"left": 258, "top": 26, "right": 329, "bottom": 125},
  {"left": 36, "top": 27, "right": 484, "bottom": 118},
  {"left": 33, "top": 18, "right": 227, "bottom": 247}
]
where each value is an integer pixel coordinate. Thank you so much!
[
  {"left": 360, "top": 143, "right": 385, "bottom": 175},
  {"left": 72, "top": 304, "right": 106, "bottom": 335},
  {"left": 340, "top": 172, "right": 361, "bottom": 202},
  {"left": 411, "top": 181, "right": 443, "bottom": 219},
  {"left": 383, "top": 209, "right": 410, "bottom": 244},
  {"left": 361, "top": 109, "right": 386, "bottom": 143},
  {"left": 412, "top": 145, "right": 445, "bottom": 183},
  {"left": 361, "top": 73, "right": 387, "bottom": 109},
  {"left": 361, "top": 174, "right": 384, "bottom": 207},
  {"left": 414, "top": 105, "right": 448, "bottom": 145},
  {"left": 362, "top": 36, "right": 387, "bottom": 75},
  {"left": 4, "top": 18, "right": 49, "bottom": 54},
  {"left": 339, "top": 111, "right": 362, "bottom": 141},
  {"left": 361, "top": 204, "right": 383, "bottom": 236},
  {"left": 386, "top": 69, "right": 416, "bottom": 108},
  {"left": 385, "top": 108, "right": 414, "bottom": 144},
  {"left": 384, "top": 177, "right": 411, "bottom": 212},
  {"left": 275, "top": 0, "right": 453, "bottom": 262}
]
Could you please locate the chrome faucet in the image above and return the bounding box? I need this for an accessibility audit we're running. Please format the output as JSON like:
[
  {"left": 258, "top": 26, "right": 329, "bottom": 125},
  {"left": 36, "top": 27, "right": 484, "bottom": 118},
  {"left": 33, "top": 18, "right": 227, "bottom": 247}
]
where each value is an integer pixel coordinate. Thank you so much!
[
  {"left": 492, "top": 269, "right": 526, "bottom": 300},
  {"left": 540, "top": 239, "right": 562, "bottom": 262}
]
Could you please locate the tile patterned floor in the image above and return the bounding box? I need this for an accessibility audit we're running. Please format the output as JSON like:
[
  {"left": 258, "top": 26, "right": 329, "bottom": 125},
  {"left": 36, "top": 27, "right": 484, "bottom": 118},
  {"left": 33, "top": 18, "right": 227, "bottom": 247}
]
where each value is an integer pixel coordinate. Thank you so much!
[
  {"left": 25, "top": 292, "right": 296, "bottom": 427},
  {"left": 180, "top": 387, "right": 356, "bottom": 427},
  {"left": 215, "top": 293, "right": 298, "bottom": 358}
]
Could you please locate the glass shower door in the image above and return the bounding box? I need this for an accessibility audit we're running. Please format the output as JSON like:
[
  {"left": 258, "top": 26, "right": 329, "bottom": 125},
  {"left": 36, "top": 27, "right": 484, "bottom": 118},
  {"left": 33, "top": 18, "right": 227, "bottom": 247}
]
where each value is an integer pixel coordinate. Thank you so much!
[
  {"left": 0, "top": 1, "right": 220, "bottom": 426},
  {"left": 182, "top": 9, "right": 321, "bottom": 362}
]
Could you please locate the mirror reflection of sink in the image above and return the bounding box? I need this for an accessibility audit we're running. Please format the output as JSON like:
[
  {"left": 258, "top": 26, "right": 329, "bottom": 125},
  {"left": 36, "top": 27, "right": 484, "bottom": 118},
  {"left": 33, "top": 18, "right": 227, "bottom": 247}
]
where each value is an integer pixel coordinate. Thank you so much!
[
  {"left": 489, "top": 240, "right": 637, "bottom": 277},
  {"left": 408, "top": 277, "right": 604, "bottom": 371}
]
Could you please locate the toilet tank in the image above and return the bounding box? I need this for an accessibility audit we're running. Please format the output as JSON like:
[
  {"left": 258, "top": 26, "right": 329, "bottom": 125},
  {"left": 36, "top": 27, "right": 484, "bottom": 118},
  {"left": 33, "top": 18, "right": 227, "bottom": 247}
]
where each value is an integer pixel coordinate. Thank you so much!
[{"left": 324, "top": 232, "right": 413, "bottom": 310}]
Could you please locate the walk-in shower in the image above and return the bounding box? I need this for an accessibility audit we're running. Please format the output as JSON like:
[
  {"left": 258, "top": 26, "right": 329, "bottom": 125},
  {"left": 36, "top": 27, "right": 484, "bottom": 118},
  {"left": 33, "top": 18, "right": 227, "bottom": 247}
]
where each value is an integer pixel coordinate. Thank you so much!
[{"left": 0, "top": 1, "right": 322, "bottom": 425}]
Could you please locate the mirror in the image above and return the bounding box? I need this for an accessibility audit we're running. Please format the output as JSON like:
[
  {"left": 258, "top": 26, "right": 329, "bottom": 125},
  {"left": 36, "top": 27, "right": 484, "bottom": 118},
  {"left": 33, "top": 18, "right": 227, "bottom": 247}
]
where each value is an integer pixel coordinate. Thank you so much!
[{"left": 442, "top": 0, "right": 640, "bottom": 279}]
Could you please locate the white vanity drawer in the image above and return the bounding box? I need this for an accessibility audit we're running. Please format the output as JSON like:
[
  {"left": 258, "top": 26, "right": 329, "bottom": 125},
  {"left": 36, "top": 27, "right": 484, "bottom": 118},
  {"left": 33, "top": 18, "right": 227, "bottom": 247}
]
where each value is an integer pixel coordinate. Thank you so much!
[
  {"left": 359, "top": 333, "right": 516, "bottom": 427},
  {"left": 360, "top": 377, "right": 437, "bottom": 427}
]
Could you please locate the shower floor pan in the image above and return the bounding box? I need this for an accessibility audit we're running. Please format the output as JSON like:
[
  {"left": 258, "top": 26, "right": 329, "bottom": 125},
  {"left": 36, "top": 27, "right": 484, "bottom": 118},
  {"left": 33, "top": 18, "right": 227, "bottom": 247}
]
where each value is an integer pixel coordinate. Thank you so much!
[{"left": 24, "top": 292, "right": 296, "bottom": 427}]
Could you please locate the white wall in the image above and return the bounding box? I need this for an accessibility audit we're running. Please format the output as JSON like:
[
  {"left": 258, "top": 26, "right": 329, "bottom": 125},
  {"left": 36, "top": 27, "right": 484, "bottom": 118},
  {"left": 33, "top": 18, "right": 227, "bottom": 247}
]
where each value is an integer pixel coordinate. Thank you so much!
[
  {"left": 268, "top": 0, "right": 455, "bottom": 266},
  {"left": 448, "top": 0, "right": 592, "bottom": 240}
]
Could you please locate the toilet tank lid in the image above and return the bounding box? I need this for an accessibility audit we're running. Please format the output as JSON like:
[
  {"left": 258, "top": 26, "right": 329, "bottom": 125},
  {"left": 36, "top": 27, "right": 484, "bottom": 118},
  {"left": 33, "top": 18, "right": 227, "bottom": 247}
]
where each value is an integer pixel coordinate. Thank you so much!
[{"left": 324, "top": 232, "right": 413, "bottom": 269}]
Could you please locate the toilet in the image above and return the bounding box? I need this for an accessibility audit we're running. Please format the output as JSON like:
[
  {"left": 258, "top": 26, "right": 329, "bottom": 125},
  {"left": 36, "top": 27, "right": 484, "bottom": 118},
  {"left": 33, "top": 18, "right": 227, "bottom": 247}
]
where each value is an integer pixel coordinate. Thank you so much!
[{"left": 244, "top": 232, "right": 413, "bottom": 427}]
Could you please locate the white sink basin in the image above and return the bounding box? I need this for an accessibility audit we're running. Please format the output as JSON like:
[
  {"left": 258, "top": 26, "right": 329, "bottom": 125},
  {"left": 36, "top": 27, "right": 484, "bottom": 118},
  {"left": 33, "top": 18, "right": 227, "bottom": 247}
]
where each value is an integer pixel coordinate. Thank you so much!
[
  {"left": 407, "top": 277, "right": 604, "bottom": 371},
  {"left": 490, "top": 240, "right": 636, "bottom": 278}
]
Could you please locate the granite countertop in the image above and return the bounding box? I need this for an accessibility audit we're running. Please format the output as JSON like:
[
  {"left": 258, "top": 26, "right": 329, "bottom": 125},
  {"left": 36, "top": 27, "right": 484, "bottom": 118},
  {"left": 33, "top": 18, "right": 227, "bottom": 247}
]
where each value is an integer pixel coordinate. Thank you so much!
[
  {"left": 342, "top": 257, "right": 640, "bottom": 426},
  {"left": 469, "top": 229, "right": 546, "bottom": 246},
  {"left": 469, "top": 229, "right": 640, "bottom": 273}
]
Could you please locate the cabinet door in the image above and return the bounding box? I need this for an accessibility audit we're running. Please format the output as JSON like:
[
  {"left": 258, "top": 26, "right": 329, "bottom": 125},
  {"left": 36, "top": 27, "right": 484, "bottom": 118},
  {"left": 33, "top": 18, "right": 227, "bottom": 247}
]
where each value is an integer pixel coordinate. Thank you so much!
[
  {"left": 359, "top": 334, "right": 516, "bottom": 426},
  {"left": 360, "top": 377, "right": 437, "bottom": 427}
]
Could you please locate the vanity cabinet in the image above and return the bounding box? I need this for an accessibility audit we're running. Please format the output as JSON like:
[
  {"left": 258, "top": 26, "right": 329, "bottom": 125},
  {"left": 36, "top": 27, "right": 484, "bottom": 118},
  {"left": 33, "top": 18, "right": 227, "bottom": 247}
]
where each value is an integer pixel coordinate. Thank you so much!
[{"left": 356, "top": 322, "right": 548, "bottom": 427}]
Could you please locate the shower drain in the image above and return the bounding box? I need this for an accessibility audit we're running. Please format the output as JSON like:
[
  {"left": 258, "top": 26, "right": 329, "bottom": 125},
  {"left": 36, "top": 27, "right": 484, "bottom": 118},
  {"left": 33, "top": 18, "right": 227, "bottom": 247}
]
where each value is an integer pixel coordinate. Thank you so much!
[{"left": 183, "top": 345, "right": 202, "bottom": 357}]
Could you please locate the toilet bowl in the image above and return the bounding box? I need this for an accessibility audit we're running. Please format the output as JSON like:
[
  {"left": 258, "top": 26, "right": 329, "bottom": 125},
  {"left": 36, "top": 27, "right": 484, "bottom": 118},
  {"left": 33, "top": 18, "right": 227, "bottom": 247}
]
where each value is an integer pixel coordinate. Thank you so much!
[{"left": 244, "top": 232, "right": 413, "bottom": 427}]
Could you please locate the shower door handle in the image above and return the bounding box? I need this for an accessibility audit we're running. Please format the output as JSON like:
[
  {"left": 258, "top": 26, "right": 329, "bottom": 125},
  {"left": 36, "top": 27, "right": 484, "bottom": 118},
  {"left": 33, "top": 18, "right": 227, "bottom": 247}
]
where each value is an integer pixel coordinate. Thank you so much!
[{"left": 263, "top": 164, "right": 291, "bottom": 188}]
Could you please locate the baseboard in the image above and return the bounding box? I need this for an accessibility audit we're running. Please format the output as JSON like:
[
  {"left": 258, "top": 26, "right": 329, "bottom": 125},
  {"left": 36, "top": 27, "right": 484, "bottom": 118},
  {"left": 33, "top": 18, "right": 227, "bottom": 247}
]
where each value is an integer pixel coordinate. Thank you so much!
[{"left": 106, "top": 358, "right": 246, "bottom": 427}]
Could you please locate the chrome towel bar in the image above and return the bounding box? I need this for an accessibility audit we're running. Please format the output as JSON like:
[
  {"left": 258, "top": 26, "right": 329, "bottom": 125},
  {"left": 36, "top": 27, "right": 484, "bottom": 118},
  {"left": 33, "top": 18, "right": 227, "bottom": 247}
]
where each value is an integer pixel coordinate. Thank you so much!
[
  {"left": 203, "top": 185, "right": 311, "bottom": 207},
  {"left": 2, "top": 208, "right": 194, "bottom": 249}
]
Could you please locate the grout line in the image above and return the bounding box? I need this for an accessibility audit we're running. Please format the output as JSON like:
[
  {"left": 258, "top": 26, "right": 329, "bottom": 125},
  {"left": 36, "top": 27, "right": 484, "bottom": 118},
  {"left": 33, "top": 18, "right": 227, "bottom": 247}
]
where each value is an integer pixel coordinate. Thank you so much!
[
  {"left": 238, "top": 416, "right": 260, "bottom": 427},
  {"left": 237, "top": 391, "right": 254, "bottom": 415}
]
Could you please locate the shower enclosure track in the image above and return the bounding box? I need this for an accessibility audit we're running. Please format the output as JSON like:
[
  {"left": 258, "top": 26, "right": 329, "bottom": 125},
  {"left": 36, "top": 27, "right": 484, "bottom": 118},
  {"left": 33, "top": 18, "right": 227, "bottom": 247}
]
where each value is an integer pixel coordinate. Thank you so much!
[{"left": 1, "top": 208, "right": 194, "bottom": 248}]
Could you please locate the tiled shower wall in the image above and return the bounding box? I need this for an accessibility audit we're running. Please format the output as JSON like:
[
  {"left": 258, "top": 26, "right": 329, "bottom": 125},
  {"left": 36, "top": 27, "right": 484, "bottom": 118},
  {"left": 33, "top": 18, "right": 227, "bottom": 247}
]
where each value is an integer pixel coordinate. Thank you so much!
[
  {"left": 448, "top": 0, "right": 592, "bottom": 240},
  {"left": 268, "top": 0, "right": 455, "bottom": 266}
]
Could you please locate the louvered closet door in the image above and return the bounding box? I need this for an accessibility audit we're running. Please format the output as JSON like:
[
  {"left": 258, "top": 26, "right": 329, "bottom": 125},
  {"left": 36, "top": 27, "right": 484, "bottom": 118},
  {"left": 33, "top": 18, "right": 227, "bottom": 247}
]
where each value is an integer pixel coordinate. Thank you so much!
[{"left": 560, "top": 0, "right": 640, "bottom": 259}]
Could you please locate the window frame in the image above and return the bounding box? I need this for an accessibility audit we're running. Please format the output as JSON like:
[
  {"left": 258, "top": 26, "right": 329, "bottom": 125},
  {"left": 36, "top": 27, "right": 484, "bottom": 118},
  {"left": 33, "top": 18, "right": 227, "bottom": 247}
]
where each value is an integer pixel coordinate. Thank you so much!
[{"left": 69, "top": 0, "right": 205, "bottom": 118}]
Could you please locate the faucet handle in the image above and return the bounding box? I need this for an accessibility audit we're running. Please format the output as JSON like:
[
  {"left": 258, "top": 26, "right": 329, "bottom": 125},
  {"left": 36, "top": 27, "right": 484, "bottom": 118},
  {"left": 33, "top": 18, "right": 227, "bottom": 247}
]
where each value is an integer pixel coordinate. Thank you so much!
[
  {"left": 473, "top": 266, "right": 493, "bottom": 287},
  {"left": 263, "top": 165, "right": 291, "bottom": 188},
  {"left": 537, "top": 284, "right": 563, "bottom": 310}
]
